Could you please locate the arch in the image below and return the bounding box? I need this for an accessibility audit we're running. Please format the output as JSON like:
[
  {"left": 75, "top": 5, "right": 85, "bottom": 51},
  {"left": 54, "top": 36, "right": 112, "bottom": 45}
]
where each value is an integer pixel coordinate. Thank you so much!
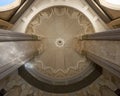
[
  {"left": 0, "top": 0, "right": 21, "bottom": 12},
  {"left": 19, "top": 64, "right": 102, "bottom": 93}
]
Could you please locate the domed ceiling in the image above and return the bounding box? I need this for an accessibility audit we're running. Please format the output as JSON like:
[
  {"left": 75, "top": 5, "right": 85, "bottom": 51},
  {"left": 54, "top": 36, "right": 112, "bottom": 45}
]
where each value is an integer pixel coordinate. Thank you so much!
[
  {"left": 19, "top": 6, "right": 102, "bottom": 93},
  {"left": 26, "top": 6, "right": 94, "bottom": 79}
]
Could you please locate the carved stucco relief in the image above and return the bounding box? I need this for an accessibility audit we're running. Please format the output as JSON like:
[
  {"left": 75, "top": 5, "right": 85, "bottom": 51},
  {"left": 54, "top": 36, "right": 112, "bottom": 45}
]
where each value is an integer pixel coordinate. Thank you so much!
[
  {"left": 0, "top": 69, "right": 119, "bottom": 96},
  {"left": 26, "top": 6, "right": 94, "bottom": 79}
]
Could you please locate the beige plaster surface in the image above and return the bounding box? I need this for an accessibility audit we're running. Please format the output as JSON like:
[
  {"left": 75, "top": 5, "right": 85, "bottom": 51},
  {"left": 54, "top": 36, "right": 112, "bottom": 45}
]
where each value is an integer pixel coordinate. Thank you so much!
[{"left": 26, "top": 6, "right": 94, "bottom": 80}]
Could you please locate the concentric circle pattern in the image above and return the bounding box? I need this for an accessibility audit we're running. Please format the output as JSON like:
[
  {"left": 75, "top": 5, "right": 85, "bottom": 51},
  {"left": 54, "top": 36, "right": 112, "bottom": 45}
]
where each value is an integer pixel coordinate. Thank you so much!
[{"left": 26, "top": 6, "right": 94, "bottom": 80}]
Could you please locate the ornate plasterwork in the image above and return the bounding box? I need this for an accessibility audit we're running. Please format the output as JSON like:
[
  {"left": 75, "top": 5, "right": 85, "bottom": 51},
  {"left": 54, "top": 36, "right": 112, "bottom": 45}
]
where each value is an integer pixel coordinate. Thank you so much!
[
  {"left": 1, "top": 69, "right": 119, "bottom": 96},
  {"left": 26, "top": 6, "right": 94, "bottom": 80}
]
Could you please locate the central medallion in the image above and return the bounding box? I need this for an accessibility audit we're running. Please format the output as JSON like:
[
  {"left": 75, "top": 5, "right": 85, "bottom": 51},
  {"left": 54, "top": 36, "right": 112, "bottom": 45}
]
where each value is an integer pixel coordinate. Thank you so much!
[{"left": 55, "top": 38, "right": 64, "bottom": 47}]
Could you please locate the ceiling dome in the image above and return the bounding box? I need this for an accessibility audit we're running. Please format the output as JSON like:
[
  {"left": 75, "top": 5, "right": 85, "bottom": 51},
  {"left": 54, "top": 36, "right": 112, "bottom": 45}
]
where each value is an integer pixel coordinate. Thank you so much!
[
  {"left": 19, "top": 6, "right": 102, "bottom": 93},
  {"left": 26, "top": 6, "right": 94, "bottom": 80}
]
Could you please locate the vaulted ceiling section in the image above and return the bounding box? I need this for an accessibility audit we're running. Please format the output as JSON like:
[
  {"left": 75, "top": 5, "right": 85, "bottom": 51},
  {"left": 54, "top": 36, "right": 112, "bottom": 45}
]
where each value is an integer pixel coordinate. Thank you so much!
[
  {"left": 86, "top": 0, "right": 120, "bottom": 28},
  {"left": 0, "top": 0, "right": 34, "bottom": 29},
  {"left": 0, "top": 0, "right": 120, "bottom": 30}
]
